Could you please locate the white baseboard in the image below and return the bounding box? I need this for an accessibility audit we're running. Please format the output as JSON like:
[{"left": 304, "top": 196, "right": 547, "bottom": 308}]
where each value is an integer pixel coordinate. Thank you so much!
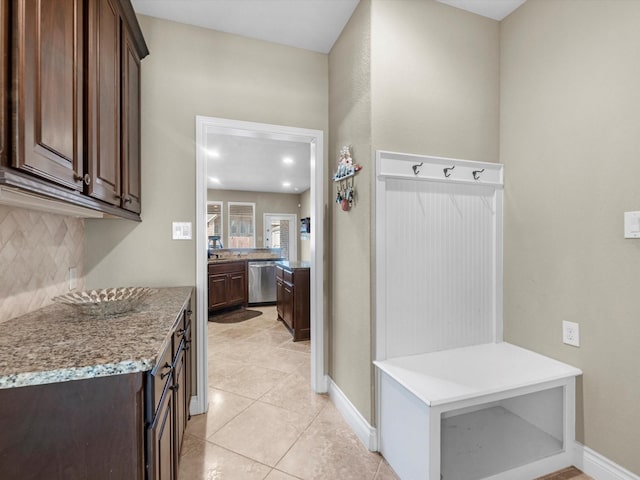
[
  {"left": 327, "top": 377, "right": 378, "bottom": 451},
  {"left": 575, "top": 443, "right": 640, "bottom": 480}
]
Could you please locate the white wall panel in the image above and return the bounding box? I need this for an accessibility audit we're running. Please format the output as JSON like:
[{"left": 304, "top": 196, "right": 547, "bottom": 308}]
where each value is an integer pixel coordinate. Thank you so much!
[{"left": 380, "top": 166, "right": 501, "bottom": 359}]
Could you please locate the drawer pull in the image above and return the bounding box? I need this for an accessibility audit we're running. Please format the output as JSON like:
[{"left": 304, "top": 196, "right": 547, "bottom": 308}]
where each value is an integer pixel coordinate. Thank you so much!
[
  {"left": 160, "top": 362, "right": 172, "bottom": 379},
  {"left": 176, "top": 329, "right": 186, "bottom": 337}
]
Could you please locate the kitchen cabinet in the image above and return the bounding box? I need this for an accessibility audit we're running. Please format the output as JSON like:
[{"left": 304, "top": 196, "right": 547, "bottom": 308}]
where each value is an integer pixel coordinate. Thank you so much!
[
  {"left": 208, "top": 261, "right": 248, "bottom": 312},
  {"left": 12, "top": 0, "right": 85, "bottom": 191},
  {"left": 0, "top": 0, "right": 148, "bottom": 220},
  {"left": 0, "top": 0, "right": 8, "bottom": 167},
  {"left": 0, "top": 288, "right": 193, "bottom": 480},
  {"left": 147, "top": 300, "right": 193, "bottom": 480},
  {"left": 276, "top": 263, "right": 310, "bottom": 341}
]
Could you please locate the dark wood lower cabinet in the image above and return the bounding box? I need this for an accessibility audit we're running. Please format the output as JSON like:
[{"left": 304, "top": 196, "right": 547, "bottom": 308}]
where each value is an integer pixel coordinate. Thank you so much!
[
  {"left": 276, "top": 264, "right": 310, "bottom": 341},
  {"left": 208, "top": 261, "right": 248, "bottom": 312},
  {"left": 146, "top": 301, "right": 193, "bottom": 480},
  {"left": 0, "top": 298, "right": 193, "bottom": 480},
  {"left": 0, "top": 373, "right": 145, "bottom": 480}
]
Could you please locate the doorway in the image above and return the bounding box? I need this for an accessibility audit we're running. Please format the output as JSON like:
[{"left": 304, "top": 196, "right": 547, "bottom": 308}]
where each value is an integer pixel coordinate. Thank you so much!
[
  {"left": 193, "top": 116, "right": 325, "bottom": 416},
  {"left": 264, "top": 213, "right": 297, "bottom": 261}
]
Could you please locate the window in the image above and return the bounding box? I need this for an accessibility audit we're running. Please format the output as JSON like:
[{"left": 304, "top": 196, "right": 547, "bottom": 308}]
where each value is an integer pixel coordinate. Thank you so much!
[
  {"left": 207, "top": 201, "right": 223, "bottom": 249},
  {"left": 228, "top": 202, "right": 255, "bottom": 248}
]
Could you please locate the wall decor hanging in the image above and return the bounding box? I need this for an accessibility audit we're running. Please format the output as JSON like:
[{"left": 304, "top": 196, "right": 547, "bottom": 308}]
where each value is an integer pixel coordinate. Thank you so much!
[{"left": 333, "top": 145, "right": 362, "bottom": 212}]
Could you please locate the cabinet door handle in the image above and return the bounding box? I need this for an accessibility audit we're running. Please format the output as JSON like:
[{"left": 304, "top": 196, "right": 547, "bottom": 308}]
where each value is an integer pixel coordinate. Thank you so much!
[
  {"left": 160, "top": 362, "right": 172, "bottom": 379},
  {"left": 74, "top": 173, "right": 91, "bottom": 185},
  {"left": 170, "top": 384, "right": 179, "bottom": 392},
  {"left": 123, "top": 196, "right": 132, "bottom": 204},
  {"left": 177, "top": 328, "right": 186, "bottom": 337}
]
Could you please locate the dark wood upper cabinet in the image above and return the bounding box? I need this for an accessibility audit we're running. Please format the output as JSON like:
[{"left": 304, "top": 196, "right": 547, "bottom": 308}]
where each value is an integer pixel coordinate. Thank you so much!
[
  {"left": 13, "top": 0, "right": 84, "bottom": 191},
  {"left": 0, "top": 0, "right": 7, "bottom": 166},
  {"left": 0, "top": 0, "right": 148, "bottom": 220},
  {"left": 86, "top": 0, "right": 122, "bottom": 206},
  {"left": 121, "top": 24, "right": 142, "bottom": 213}
]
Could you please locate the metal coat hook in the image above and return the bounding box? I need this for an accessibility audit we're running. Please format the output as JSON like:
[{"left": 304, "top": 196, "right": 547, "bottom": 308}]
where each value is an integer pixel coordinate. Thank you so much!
[
  {"left": 412, "top": 162, "right": 423, "bottom": 175},
  {"left": 443, "top": 165, "right": 455, "bottom": 177},
  {"left": 472, "top": 169, "right": 485, "bottom": 180}
]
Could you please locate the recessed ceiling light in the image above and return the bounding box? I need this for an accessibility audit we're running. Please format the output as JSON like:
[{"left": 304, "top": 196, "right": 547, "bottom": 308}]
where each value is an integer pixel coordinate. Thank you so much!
[
  {"left": 205, "top": 149, "right": 220, "bottom": 158},
  {"left": 282, "top": 181, "right": 291, "bottom": 187},
  {"left": 283, "top": 157, "right": 294, "bottom": 164},
  {"left": 209, "top": 177, "right": 221, "bottom": 184},
  {"left": 294, "top": 187, "right": 299, "bottom": 192}
]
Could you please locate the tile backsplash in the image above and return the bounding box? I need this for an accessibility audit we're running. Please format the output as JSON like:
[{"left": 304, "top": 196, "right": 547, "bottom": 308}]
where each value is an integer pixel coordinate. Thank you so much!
[{"left": 0, "top": 206, "right": 85, "bottom": 323}]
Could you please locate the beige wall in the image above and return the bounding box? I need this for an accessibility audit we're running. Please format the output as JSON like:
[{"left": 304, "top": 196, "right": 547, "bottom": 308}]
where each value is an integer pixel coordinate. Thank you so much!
[
  {"left": 371, "top": 0, "right": 500, "bottom": 162},
  {"left": 329, "top": 0, "right": 373, "bottom": 422},
  {"left": 0, "top": 206, "right": 84, "bottom": 323},
  {"left": 501, "top": 0, "right": 640, "bottom": 473},
  {"left": 207, "top": 189, "right": 302, "bottom": 258},
  {"left": 85, "top": 16, "right": 328, "bottom": 289},
  {"left": 328, "top": 0, "right": 500, "bottom": 425}
]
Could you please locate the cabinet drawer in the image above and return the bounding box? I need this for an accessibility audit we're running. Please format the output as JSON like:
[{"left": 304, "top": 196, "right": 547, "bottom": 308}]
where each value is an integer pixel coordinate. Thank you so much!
[
  {"left": 275, "top": 266, "right": 284, "bottom": 280},
  {"left": 283, "top": 269, "right": 293, "bottom": 284},
  {"left": 208, "top": 261, "right": 246, "bottom": 275},
  {"left": 147, "top": 342, "right": 173, "bottom": 419}
]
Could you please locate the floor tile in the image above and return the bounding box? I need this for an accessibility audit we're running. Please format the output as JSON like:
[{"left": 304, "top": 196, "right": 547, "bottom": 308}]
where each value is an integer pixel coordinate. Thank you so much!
[
  {"left": 210, "top": 401, "right": 314, "bottom": 467},
  {"left": 251, "top": 346, "right": 310, "bottom": 374},
  {"left": 178, "top": 436, "right": 272, "bottom": 480},
  {"left": 260, "top": 372, "right": 329, "bottom": 417},
  {"left": 212, "top": 364, "right": 288, "bottom": 399},
  {"left": 374, "top": 459, "right": 401, "bottom": 480},
  {"left": 265, "top": 470, "right": 302, "bottom": 480},
  {"left": 186, "top": 388, "right": 254, "bottom": 440},
  {"left": 276, "top": 403, "right": 382, "bottom": 480},
  {"left": 244, "top": 325, "right": 294, "bottom": 346},
  {"left": 277, "top": 339, "right": 311, "bottom": 353}
]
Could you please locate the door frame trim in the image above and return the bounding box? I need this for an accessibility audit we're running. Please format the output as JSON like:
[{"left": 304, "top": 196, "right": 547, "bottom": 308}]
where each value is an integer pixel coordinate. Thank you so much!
[{"left": 192, "top": 116, "right": 326, "bottom": 415}]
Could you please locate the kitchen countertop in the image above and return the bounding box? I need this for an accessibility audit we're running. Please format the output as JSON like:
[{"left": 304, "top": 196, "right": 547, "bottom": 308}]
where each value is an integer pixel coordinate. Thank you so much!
[
  {"left": 0, "top": 286, "right": 193, "bottom": 390},
  {"left": 276, "top": 260, "right": 311, "bottom": 270},
  {"left": 208, "top": 248, "right": 283, "bottom": 264}
]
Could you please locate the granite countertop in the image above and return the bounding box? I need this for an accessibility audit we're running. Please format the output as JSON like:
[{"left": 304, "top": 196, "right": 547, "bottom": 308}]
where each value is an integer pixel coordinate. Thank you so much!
[
  {"left": 276, "top": 260, "right": 311, "bottom": 270},
  {"left": 0, "top": 286, "right": 193, "bottom": 390},
  {"left": 208, "top": 248, "right": 284, "bottom": 264}
]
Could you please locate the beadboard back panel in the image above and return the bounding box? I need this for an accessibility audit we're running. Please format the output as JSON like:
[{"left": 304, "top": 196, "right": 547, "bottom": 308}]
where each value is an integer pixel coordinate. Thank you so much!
[
  {"left": 0, "top": 206, "right": 85, "bottom": 323},
  {"left": 375, "top": 151, "right": 503, "bottom": 360}
]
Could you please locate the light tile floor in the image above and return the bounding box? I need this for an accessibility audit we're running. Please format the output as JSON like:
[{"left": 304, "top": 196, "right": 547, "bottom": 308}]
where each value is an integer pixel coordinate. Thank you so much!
[
  {"left": 179, "top": 306, "right": 399, "bottom": 480},
  {"left": 179, "top": 306, "right": 592, "bottom": 480}
]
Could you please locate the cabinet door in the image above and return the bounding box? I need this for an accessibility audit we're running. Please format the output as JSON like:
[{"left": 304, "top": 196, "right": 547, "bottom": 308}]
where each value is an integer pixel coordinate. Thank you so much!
[
  {"left": 276, "top": 279, "right": 284, "bottom": 319},
  {"left": 208, "top": 273, "right": 227, "bottom": 309},
  {"left": 86, "top": 0, "right": 121, "bottom": 205},
  {"left": 173, "top": 344, "right": 187, "bottom": 466},
  {"left": 148, "top": 387, "right": 175, "bottom": 480},
  {"left": 227, "top": 271, "right": 246, "bottom": 306},
  {"left": 282, "top": 282, "right": 294, "bottom": 330},
  {"left": 0, "top": 0, "right": 7, "bottom": 166},
  {"left": 121, "top": 23, "right": 142, "bottom": 213},
  {"left": 13, "top": 0, "right": 84, "bottom": 190}
]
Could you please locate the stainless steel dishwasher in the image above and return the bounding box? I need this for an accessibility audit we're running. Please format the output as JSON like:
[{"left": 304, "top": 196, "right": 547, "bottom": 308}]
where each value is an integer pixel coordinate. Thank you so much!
[{"left": 248, "top": 260, "right": 279, "bottom": 304}]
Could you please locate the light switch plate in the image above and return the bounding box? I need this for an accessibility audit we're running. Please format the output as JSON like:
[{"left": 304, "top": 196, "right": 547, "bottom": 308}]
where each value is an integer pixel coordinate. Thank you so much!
[
  {"left": 624, "top": 211, "right": 640, "bottom": 238},
  {"left": 172, "top": 222, "right": 192, "bottom": 240}
]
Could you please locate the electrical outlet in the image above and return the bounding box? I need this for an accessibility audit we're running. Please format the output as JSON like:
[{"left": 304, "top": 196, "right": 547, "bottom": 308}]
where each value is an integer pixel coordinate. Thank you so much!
[{"left": 562, "top": 320, "right": 580, "bottom": 347}]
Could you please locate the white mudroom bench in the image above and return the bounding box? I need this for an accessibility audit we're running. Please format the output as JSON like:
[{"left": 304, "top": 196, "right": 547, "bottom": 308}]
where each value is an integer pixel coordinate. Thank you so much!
[{"left": 374, "top": 151, "right": 582, "bottom": 480}]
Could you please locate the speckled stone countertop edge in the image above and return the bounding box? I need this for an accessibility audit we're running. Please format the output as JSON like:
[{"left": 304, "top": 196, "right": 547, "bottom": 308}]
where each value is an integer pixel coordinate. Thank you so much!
[
  {"left": 0, "top": 286, "right": 193, "bottom": 390},
  {"left": 0, "top": 359, "right": 156, "bottom": 389}
]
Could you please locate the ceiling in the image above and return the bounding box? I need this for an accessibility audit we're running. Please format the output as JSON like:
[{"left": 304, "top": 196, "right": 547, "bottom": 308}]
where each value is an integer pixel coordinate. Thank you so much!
[
  {"left": 131, "top": 0, "right": 360, "bottom": 54},
  {"left": 205, "top": 135, "right": 311, "bottom": 194},
  {"left": 133, "top": 0, "right": 525, "bottom": 194}
]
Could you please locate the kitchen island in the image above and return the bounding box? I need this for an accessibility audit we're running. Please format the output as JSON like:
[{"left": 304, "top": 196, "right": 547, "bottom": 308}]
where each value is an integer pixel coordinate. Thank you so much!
[{"left": 0, "top": 286, "right": 193, "bottom": 480}]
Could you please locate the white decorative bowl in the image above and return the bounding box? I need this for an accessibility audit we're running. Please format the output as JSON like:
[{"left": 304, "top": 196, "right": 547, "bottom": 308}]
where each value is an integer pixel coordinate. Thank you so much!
[{"left": 52, "top": 287, "right": 156, "bottom": 317}]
